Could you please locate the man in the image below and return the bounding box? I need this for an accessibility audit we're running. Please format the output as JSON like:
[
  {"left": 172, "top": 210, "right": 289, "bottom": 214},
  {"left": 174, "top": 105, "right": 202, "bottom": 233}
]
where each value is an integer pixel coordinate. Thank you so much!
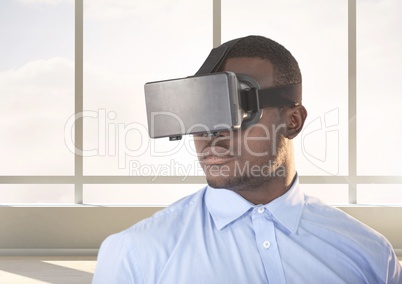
[{"left": 93, "top": 36, "right": 401, "bottom": 283}]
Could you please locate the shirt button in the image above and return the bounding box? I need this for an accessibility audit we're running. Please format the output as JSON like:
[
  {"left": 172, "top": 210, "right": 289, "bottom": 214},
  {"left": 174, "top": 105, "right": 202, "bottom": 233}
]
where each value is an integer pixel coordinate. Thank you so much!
[
  {"left": 257, "top": 207, "right": 265, "bottom": 214},
  {"left": 263, "top": 241, "right": 271, "bottom": 249}
]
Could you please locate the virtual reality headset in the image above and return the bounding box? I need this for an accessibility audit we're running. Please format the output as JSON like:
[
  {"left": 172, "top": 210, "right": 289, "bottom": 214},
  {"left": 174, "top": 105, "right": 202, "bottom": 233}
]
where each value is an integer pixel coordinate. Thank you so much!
[{"left": 144, "top": 37, "right": 302, "bottom": 141}]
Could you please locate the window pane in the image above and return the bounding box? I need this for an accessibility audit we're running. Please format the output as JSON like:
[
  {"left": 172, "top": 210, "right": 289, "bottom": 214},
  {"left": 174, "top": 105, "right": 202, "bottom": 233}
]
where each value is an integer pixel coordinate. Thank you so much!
[
  {"left": 0, "top": 184, "right": 74, "bottom": 204},
  {"left": 357, "top": 0, "right": 402, "bottom": 175},
  {"left": 83, "top": 0, "right": 212, "bottom": 175},
  {"left": 84, "top": 184, "right": 203, "bottom": 205},
  {"left": 357, "top": 184, "right": 402, "bottom": 205},
  {"left": 222, "top": 0, "right": 348, "bottom": 176},
  {"left": 302, "top": 184, "right": 349, "bottom": 205},
  {"left": 0, "top": 1, "right": 74, "bottom": 175}
]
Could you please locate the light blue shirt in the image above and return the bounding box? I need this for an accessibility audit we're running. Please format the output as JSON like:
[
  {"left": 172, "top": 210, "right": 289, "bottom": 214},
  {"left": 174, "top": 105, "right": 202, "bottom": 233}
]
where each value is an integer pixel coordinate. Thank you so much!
[{"left": 93, "top": 178, "right": 401, "bottom": 283}]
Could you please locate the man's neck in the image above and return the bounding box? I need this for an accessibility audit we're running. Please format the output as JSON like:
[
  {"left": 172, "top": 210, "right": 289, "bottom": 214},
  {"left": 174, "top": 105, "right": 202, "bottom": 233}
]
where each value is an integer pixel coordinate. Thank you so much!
[{"left": 232, "top": 170, "right": 297, "bottom": 205}]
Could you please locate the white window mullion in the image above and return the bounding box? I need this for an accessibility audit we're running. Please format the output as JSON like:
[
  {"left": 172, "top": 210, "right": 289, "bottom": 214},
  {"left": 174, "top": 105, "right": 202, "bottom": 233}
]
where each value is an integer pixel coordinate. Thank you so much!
[
  {"left": 75, "top": 0, "right": 84, "bottom": 204},
  {"left": 348, "top": 0, "right": 357, "bottom": 204}
]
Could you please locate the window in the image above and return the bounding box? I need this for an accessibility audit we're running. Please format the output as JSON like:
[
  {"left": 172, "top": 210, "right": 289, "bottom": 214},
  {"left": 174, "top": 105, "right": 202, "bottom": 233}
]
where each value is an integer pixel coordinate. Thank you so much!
[
  {"left": 0, "top": 0, "right": 75, "bottom": 203},
  {"left": 1, "top": 0, "right": 401, "bottom": 206},
  {"left": 356, "top": 0, "right": 402, "bottom": 176},
  {"left": 83, "top": 0, "right": 211, "bottom": 177},
  {"left": 0, "top": 0, "right": 74, "bottom": 177}
]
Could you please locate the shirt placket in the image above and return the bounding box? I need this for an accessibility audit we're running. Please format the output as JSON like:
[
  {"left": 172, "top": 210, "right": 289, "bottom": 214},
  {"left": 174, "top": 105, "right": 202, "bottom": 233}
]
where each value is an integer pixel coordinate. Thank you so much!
[{"left": 252, "top": 206, "right": 286, "bottom": 284}]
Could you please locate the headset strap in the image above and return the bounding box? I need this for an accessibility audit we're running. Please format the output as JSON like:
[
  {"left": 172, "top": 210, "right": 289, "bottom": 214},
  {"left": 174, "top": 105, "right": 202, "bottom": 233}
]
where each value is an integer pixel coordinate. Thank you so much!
[
  {"left": 243, "top": 83, "right": 302, "bottom": 111},
  {"left": 195, "top": 38, "right": 243, "bottom": 75},
  {"left": 195, "top": 37, "right": 302, "bottom": 107}
]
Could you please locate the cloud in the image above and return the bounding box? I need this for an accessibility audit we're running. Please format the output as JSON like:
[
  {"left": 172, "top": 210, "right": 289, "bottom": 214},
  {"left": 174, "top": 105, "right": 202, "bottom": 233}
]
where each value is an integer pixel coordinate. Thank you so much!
[
  {"left": 0, "top": 57, "right": 73, "bottom": 98},
  {"left": 0, "top": 57, "right": 75, "bottom": 175}
]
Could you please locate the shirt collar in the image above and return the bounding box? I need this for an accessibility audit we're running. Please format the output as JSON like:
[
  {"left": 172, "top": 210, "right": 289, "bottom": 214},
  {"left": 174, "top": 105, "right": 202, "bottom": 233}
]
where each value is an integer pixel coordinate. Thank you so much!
[
  {"left": 205, "top": 175, "right": 304, "bottom": 233},
  {"left": 265, "top": 175, "right": 304, "bottom": 234},
  {"left": 205, "top": 186, "right": 254, "bottom": 230}
]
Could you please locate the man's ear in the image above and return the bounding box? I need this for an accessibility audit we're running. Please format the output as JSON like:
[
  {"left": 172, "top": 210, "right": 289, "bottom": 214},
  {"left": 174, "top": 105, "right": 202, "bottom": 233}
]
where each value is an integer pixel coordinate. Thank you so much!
[{"left": 284, "top": 105, "right": 308, "bottom": 139}]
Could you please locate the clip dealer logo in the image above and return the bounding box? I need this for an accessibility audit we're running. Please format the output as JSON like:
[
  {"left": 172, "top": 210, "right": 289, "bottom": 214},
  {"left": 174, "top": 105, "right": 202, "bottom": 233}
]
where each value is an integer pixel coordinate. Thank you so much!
[
  {"left": 301, "top": 108, "right": 340, "bottom": 175},
  {"left": 64, "top": 108, "right": 341, "bottom": 176}
]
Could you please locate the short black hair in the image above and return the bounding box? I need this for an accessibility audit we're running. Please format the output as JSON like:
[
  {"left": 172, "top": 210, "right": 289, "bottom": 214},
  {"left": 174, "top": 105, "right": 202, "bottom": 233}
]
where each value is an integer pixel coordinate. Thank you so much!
[{"left": 225, "top": 35, "right": 302, "bottom": 86}]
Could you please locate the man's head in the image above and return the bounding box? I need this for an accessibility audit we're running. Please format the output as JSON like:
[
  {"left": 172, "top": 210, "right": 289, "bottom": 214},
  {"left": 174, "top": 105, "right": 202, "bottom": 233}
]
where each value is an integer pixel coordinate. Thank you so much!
[
  {"left": 224, "top": 35, "right": 302, "bottom": 86},
  {"left": 193, "top": 36, "right": 307, "bottom": 203}
]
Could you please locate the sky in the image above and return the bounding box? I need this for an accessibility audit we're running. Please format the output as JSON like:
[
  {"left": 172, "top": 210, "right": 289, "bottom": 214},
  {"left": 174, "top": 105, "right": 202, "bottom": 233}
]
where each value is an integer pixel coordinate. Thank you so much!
[{"left": 0, "top": 0, "right": 401, "bottom": 204}]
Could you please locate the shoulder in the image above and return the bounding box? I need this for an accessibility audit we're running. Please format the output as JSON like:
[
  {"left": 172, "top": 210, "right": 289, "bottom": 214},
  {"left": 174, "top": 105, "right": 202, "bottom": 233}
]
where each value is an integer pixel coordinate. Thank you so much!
[
  {"left": 128, "top": 186, "right": 207, "bottom": 234},
  {"left": 110, "top": 187, "right": 208, "bottom": 249},
  {"left": 93, "top": 187, "right": 208, "bottom": 283},
  {"left": 302, "top": 195, "right": 400, "bottom": 281},
  {"left": 93, "top": 228, "right": 143, "bottom": 283},
  {"left": 303, "top": 195, "right": 386, "bottom": 242}
]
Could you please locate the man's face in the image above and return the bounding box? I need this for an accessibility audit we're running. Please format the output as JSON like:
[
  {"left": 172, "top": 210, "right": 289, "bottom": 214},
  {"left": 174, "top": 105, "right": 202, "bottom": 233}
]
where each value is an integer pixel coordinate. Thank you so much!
[{"left": 193, "top": 57, "right": 288, "bottom": 191}]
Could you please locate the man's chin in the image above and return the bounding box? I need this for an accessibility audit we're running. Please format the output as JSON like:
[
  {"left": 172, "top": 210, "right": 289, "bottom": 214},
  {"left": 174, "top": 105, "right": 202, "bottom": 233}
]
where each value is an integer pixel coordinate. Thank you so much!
[
  {"left": 205, "top": 176, "right": 225, "bottom": 189},
  {"left": 205, "top": 175, "right": 240, "bottom": 189}
]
